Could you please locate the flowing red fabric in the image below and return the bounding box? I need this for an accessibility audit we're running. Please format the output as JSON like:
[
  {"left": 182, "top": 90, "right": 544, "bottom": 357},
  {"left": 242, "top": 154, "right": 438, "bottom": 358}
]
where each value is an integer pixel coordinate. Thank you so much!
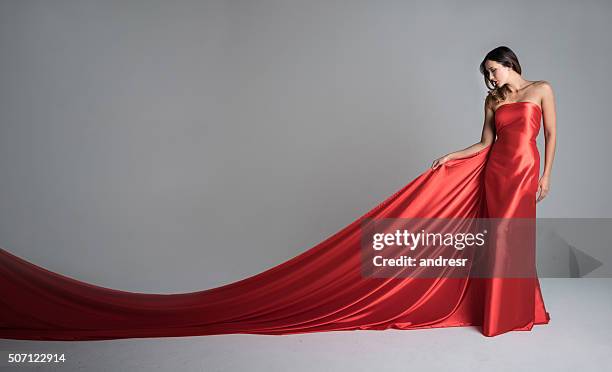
[{"left": 0, "top": 101, "right": 550, "bottom": 340}]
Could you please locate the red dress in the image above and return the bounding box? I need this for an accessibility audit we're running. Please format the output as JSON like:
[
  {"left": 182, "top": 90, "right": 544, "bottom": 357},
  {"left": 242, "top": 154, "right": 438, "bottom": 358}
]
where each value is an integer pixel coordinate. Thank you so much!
[
  {"left": 482, "top": 101, "right": 550, "bottom": 335},
  {"left": 0, "top": 102, "right": 550, "bottom": 340}
]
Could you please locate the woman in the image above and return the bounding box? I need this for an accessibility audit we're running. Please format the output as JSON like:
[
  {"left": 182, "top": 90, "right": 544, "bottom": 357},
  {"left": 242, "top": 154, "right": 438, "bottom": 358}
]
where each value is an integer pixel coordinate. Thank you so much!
[
  {"left": 0, "top": 46, "right": 556, "bottom": 340},
  {"left": 432, "top": 46, "right": 557, "bottom": 335}
]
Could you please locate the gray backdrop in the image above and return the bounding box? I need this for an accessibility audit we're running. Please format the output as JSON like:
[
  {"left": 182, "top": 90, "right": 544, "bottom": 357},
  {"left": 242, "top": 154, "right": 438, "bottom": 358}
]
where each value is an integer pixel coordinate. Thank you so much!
[{"left": 0, "top": 0, "right": 607, "bottom": 293}]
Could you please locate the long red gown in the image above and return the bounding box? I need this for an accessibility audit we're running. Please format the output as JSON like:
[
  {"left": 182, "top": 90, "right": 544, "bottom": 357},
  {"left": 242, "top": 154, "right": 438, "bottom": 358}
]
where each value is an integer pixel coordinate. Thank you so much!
[{"left": 0, "top": 101, "right": 550, "bottom": 340}]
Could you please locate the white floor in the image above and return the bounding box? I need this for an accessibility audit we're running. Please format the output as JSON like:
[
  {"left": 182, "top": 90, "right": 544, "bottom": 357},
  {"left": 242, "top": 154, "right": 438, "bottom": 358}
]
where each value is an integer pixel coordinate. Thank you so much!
[{"left": 1, "top": 278, "right": 610, "bottom": 372}]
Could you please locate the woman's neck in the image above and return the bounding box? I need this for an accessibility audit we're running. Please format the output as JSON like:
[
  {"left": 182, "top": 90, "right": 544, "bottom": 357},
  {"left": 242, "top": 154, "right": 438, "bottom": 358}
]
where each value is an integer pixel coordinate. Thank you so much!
[{"left": 505, "top": 78, "right": 534, "bottom": 93}]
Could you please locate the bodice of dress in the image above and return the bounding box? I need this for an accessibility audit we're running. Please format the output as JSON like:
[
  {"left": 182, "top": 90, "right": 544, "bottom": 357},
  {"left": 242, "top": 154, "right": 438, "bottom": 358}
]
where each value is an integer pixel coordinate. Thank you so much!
[
  {"left": 486, "top": 100, "right": 542, "bottom": 219},
  {"left": 494, "top": 101, "right": 542, "bottom": 144}
]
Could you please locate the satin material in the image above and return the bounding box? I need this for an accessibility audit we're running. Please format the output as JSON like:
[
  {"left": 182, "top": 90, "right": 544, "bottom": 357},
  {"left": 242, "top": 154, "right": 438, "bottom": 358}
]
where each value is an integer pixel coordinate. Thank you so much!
[
  {"left": 0, "top": 102, "right": 550, "bottom": 340},
  {"left": 483, "top": 101, "right": 550, "bottom": 335}
]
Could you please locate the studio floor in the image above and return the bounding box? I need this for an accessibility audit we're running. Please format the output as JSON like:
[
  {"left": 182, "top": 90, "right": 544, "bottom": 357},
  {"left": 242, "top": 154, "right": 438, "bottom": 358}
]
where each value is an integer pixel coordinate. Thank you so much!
[{"left": 1, "top": 278, "right": 610, "bottom": 372}]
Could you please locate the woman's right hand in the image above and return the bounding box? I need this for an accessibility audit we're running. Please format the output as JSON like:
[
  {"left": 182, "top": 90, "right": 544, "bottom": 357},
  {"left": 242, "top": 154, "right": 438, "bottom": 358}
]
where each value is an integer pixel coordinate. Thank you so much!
[{"left": 431, "top": 154, "right": 453, "bottom": 170}]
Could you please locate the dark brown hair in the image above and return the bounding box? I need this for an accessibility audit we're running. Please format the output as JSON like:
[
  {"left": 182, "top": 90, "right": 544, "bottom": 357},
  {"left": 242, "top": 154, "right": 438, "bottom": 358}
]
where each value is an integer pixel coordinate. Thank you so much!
[{"left": 479, "top": 46, "right": 522, "bottom": 105}]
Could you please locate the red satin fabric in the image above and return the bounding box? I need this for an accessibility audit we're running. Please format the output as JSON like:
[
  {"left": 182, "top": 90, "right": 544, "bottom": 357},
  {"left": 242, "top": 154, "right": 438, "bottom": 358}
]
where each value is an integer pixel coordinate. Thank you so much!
[
  {"left": 0, "top": 102, "right": 550, "bottom": 340},
  {"left": 482, "top": 101, "right": 550, "bottom": 335}
]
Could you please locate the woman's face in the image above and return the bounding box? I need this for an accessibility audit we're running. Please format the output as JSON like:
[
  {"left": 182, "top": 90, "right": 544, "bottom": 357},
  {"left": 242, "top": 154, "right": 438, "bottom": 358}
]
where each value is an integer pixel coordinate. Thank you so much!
[{"left": 484, "top": 60, "right": 509, "bottom": 88}]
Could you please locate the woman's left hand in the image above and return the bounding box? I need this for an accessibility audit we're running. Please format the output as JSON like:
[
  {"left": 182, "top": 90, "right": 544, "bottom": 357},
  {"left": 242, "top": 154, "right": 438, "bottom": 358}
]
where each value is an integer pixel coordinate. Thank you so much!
[{"left": 536, "top": 174, "right": 551, "bottom": 203}]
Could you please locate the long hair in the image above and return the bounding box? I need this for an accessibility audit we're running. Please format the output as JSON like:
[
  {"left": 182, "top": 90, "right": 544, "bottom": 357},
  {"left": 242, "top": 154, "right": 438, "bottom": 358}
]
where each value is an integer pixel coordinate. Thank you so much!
[{"left": 479, "top": 46, "right": 522, "bottom": 104}]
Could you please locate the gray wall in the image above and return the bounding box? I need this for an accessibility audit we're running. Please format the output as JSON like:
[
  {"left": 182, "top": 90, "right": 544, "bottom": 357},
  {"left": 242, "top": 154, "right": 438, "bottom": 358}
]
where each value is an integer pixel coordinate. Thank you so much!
[{"left": 0, "top": 0, "right": 608, "bottom": 293}]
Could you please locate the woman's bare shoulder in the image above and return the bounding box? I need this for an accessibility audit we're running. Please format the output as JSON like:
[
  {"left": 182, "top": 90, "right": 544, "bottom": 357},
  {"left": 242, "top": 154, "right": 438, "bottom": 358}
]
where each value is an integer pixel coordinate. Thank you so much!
[
  {"left": 533, "top": 80, "right": 554, "bottom": 101},
  {"left": 534, "top": 80, "right": 554, "bottom": 92}
]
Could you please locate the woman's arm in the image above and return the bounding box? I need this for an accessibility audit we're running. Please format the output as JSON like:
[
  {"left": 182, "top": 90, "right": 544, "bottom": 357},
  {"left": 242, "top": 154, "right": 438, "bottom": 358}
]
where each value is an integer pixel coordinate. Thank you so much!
[
  {"left": 431, "top": 97, "right": 496, "bottom": 169},
  {"left": 537, "top": 81, "right": 557, "bottom": 202}
]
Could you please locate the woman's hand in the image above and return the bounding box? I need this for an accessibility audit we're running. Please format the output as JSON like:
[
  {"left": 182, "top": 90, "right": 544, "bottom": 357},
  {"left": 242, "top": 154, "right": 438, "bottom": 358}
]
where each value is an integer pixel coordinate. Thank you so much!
[
  {"left": 536, "top": 174, "right": 551, "bottom": 203},
  {"left": 431, "top": 155, "right": 453, "bottom": 170}
]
